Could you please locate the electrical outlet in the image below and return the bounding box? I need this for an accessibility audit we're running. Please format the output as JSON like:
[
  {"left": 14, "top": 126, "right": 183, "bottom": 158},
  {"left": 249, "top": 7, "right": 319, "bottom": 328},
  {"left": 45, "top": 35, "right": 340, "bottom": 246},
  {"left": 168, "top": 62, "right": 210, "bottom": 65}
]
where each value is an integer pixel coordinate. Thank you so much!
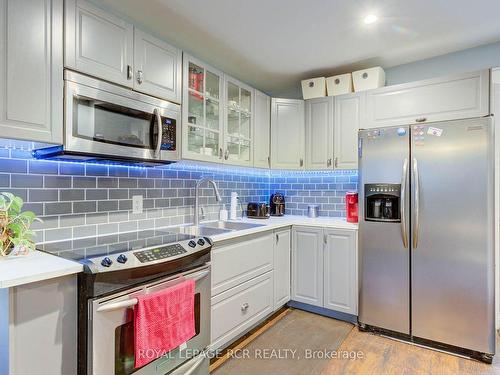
[{"left": 132, "top": 195, "right": 143, "bottom": 214}]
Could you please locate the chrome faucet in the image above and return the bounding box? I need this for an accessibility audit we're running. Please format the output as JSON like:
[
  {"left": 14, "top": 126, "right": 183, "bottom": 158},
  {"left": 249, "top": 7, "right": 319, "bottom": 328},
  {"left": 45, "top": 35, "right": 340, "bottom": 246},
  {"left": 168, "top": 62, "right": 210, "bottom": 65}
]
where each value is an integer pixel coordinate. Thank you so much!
[{"left": 194, "top": 178, "right": 222, "bottom": 225}]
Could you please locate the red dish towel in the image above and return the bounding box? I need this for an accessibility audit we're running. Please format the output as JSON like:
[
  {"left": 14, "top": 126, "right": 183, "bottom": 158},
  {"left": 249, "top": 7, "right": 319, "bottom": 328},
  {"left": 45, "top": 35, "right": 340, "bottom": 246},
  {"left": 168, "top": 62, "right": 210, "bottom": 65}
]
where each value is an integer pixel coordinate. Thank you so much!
[{"left": 134, "top": 279, "right": 196, "bottom": 368}]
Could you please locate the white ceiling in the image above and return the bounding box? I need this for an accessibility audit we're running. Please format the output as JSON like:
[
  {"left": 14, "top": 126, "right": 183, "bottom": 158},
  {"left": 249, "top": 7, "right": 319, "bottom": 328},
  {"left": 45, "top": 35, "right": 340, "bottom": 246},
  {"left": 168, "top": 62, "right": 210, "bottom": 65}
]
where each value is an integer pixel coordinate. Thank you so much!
[{"left": 96, "top": 0, "right": 500, "bottom": 98}]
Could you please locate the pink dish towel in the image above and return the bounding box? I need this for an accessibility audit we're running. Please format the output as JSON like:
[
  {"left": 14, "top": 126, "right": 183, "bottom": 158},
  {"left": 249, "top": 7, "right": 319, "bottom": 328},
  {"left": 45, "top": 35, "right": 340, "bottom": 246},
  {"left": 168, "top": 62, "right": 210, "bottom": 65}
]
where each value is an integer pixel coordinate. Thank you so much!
[{"left": 134, "top": 279, "right": 196, "bottom": 368}]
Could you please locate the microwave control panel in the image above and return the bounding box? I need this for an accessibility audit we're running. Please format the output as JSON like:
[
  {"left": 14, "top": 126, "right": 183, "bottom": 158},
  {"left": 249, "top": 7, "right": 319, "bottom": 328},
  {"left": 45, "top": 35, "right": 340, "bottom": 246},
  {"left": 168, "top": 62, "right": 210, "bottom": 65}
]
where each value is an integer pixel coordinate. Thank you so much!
[{"left": 161, "top": 118, "right": 176, "bottom": 151}]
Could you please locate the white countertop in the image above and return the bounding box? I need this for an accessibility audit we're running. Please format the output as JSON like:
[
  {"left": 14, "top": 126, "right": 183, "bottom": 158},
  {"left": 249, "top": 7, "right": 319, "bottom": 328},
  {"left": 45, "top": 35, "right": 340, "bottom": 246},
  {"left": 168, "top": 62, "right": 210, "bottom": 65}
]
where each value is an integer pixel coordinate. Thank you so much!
[
  {"left": 210, "top": 215, "right": 358, "bottom": 242},
  {"left": 0, "top": 215, "right": 356, "bottom": 288},
  {"left": 0, "top": 250, "right": 83, "bottom": 289}
]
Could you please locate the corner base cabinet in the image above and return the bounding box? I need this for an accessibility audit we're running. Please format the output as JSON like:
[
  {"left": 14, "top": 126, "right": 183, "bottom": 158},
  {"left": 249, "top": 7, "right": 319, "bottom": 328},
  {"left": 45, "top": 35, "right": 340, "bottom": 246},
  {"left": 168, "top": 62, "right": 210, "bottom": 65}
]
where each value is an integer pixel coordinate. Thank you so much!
[
  {"left": 292, "top": 226, "right": 324, "bottom": 306},
  {"left": 274, "top": 229, "right": 291, "bottom": 310},
  {"left": 291, "top": 226, "right": 358, "bottom": 316},
  {"left": 0, "top": 0, "right": 63, "bottom": 143}
]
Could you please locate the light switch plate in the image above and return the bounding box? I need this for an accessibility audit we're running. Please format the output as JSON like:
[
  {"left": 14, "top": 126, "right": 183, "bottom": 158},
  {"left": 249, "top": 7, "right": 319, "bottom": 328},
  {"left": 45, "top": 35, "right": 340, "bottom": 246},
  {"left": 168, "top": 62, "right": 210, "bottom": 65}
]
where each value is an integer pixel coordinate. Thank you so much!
[{"left": 132, "top": 195, "right": 143, "bottom": 214}]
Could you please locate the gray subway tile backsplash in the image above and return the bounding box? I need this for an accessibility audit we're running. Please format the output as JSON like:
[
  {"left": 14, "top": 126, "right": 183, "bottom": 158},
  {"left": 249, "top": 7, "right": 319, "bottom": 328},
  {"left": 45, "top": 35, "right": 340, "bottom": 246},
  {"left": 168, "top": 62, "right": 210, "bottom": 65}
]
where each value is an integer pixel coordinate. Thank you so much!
[{"left": 0, "top": 147, "right": 357, "bottom": 243}]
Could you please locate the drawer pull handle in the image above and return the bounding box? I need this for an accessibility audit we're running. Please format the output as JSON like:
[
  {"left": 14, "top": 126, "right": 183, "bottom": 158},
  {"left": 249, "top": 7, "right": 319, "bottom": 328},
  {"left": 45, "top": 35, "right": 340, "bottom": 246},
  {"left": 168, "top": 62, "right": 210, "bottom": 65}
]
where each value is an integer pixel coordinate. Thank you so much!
[
  {"left": 241, "top": 303, "right": 249, "bottom": 312},
  {"left": 415, "top": 117, "right": 427, "bottom": 123}
]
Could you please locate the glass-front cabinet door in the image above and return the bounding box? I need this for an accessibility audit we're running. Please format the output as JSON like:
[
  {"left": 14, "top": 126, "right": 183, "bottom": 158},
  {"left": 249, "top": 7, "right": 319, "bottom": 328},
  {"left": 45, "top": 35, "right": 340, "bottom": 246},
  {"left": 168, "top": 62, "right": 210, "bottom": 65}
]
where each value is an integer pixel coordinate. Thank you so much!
[
  {"left": 223, "top": 76, "right": 253, "bottom": 166},
  {"left": 182, "top": 54, "right": 224, "bottom": 162}
]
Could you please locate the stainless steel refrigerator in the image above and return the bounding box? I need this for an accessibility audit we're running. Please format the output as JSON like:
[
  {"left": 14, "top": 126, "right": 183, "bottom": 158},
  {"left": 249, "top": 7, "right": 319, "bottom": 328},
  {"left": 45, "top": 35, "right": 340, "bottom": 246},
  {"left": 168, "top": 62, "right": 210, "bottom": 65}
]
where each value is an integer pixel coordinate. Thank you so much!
[{"left": 358, "top": 117, "right": 495, "bottom": 362}]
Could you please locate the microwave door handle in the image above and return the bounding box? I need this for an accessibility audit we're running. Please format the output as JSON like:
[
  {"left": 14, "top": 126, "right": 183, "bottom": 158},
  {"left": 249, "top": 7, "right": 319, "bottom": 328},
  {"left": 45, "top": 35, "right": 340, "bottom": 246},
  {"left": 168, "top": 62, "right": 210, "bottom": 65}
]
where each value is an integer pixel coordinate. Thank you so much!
[
  {"left": 400, "top": 158, "right": 408, "bottom": 248},
  {"left": 154, "top": 108, "right": 162, "bottom": 158},
  {"left": 96, "top": 270, "right": 209, "bottom": 313}
]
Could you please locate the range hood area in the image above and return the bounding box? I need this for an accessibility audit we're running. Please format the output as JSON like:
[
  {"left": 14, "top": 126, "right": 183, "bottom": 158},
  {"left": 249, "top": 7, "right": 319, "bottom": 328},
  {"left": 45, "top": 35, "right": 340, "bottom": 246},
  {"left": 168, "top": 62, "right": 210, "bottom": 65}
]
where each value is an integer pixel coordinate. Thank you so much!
[{"left": 31, "top": 145, "right": 172, "bottom": 167}]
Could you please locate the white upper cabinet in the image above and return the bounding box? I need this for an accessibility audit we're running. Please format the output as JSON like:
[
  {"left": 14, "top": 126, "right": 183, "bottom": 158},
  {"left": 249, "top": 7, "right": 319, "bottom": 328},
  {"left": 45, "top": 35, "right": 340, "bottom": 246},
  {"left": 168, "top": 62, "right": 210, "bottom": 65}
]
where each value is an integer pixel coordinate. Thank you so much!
[
  {"left": 223, "top": 76, "right": 254, "bottom": 166},
  {"left": 364, "top": 69, "right": 490, "bottom": 129},
  {"left": 133, "top": 29, "right": 182, "bottom": 103},
  {"left": 305, "top": 97, "right": 334, "bottom": 170},
  {"left": 65, "top": 0, "right": 134, "bottom": 87},
  {"left": 182, "top": 54, "right": 224, "bottom": 163},
  {"left": 324, "top": 228, "right": 358, "bottom": 315},
  {"left": 334, "top": 92, "right": 364, "bottom": 170},
  {"left": 0, "top": 0, "right": 63, "bottom": 143},
  {"left": 271, "top": 98, "right": 305, "bottom": 169},
  {"left": 253, "top": 90, "right": 271, "bottom": 168}
]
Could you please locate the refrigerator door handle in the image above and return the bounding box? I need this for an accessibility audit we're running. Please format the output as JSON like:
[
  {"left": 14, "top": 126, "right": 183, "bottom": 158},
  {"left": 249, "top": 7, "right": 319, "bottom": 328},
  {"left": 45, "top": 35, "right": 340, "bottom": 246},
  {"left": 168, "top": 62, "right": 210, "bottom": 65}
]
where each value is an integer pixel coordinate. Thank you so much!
[
  {"left": 400, "top": 158, "right": 408, "bottom": 248},
  {"left": 413, "top": 158, "right": 420, "bottom": 249}
]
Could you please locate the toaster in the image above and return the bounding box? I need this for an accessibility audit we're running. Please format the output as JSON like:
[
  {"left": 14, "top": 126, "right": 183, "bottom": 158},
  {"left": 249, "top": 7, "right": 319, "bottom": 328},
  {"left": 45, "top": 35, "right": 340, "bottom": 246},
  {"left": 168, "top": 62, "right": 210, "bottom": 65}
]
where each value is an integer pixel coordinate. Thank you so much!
[{"left": 247, "top": 202, "right": 270, "bottom": 219}]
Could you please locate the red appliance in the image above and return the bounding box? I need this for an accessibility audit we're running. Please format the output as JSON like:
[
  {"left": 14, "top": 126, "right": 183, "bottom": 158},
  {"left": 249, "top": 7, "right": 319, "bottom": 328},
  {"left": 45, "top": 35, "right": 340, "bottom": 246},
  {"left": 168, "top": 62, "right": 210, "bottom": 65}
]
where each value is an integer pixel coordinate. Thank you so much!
[
  {"left": 189, "top": 68, "right": 204, "bottom": 99},
  {"left": 346, "top": 192, "right": 358, "bottom": 223}
]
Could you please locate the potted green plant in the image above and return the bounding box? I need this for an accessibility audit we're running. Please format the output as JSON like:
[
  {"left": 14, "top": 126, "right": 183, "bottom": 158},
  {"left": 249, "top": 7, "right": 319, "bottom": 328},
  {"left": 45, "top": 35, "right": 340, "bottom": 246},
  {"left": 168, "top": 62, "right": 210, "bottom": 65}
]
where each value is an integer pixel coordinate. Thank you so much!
[{"left": 0, "top": 192, "right": 40, "bottom": 257}]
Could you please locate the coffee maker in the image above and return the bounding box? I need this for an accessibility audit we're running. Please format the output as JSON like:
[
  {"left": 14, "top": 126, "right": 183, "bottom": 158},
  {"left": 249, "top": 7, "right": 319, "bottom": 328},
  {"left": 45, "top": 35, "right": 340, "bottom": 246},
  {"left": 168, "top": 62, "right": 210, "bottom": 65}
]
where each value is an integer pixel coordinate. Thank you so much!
[{"left": 270, "top": 193, "right": 285, "bottom": 216}]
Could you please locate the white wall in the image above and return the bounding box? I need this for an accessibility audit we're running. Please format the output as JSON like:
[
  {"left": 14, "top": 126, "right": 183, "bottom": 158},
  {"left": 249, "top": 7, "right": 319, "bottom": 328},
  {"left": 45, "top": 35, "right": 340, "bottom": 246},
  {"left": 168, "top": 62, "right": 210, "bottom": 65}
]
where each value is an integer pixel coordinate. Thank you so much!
[{"left": 386, "top": 42, "right": 500, "bottom": 85}]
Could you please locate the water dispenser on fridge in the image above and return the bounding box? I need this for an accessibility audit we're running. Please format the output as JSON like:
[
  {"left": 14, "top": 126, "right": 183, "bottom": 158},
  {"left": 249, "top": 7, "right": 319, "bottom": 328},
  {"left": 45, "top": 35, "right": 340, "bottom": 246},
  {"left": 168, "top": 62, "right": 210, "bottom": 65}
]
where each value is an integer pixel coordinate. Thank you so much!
[{"left": 364, "top": 184, "right": 401, "bottom": 222}]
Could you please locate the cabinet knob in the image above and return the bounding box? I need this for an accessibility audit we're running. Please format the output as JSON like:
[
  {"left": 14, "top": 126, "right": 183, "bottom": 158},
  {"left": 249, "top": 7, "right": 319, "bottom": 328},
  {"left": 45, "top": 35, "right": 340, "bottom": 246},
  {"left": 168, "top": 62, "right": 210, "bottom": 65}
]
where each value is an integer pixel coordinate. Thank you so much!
[
  {"left": 127, "top": 65, "right": 132, "bottom": 80},
  {"left": 241, "top": 303, "right": 249, "bottom": 312},
  {"left": 276, "top": 233, "right": 279, "bottom": 244},
  {"left": 219, "top": 148, "right": 223, "bottom": 159},
  {"left": 415, "top": 117, "right": 427, "bottom": 123},
  {"left": 327, "top": 158, "right": 332, "bottom": 167},
  {"left": 334, "top": 157, "right": 338, "bottom": 168},
  {"left": 299, "top": 158, "right": 304, "bottom": 167},
  {"left": 137, "top": 70, "right": 144, "bottom": 84},
  {"left": 224, "top": 149, "right": 229, "bottom": 160}
]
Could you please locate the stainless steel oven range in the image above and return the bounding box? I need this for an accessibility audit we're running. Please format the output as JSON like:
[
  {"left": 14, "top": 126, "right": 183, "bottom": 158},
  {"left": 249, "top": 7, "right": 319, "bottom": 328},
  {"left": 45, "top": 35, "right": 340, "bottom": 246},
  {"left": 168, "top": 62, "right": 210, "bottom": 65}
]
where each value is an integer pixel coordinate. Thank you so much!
[{"left": 38, "top": 228, "right": 212, "bottom": 375}]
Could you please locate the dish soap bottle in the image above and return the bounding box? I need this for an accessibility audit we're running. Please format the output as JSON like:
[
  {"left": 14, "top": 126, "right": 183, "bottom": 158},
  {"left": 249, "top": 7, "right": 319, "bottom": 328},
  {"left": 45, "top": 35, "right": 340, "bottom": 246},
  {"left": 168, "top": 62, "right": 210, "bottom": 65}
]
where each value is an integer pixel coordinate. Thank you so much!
[{"left": 219, "top": 204, "right": 228, "bottom": 221}]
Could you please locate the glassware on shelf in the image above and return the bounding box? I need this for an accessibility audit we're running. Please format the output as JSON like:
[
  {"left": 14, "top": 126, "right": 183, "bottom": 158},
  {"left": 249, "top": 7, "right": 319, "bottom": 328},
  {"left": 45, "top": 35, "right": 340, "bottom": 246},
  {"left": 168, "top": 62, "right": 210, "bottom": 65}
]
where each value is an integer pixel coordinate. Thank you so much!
[
  {"left": 187, "top": 126, "right": 203, "bottom": 153},
  {"left": 205, "top": 130, "right": 219, "bottom": 156},
  {"left": 241, "top": 88, "right": 251, "bottom": 112},
  {"left": 206, "top": 71, "right": 219, "bottom": 100}
]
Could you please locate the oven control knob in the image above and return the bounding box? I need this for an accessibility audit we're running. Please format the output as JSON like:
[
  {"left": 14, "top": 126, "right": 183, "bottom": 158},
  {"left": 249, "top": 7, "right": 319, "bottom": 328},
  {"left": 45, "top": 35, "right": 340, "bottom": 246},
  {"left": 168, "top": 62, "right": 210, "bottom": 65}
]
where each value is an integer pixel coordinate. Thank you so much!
[
  {"left": 117, "top": 254, "right": 128, "bottom": 264},
  {"left": 188, "top": 240, "right": 197, "bottom": 248},
  {"left": 197, "top": 238, "right": 206, "bottom": 246},
  {"left": 101, "top": 257, "right": 113, "bottom": 267}
]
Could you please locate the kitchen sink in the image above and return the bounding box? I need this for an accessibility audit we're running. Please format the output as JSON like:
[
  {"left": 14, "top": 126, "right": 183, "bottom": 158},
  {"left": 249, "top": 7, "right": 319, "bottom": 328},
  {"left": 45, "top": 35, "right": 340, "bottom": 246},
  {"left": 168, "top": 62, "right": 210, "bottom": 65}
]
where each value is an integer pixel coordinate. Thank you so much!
[
  {"left": 200, "top": 221, "right": 266, "bottom": 231},
  {"left": 177, "top": 225, "right": 232, "bottom": 237},
  {"left": 173, "top": 221, "right": 265, "bottom": 237}
]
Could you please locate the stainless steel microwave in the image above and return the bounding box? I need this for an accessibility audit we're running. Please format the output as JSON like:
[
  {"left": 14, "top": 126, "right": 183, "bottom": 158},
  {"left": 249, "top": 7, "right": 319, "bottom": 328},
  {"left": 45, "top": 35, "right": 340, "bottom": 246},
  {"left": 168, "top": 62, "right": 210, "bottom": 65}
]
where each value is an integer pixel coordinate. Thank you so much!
[{"left": 33, "top": 70, "right": 180, "bottom": 165}]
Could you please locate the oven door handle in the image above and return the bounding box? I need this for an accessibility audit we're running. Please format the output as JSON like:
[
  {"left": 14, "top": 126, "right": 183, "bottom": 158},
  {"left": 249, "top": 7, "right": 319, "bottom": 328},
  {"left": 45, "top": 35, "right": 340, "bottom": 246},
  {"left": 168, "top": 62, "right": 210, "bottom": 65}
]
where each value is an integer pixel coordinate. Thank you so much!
[
  {"left": 96, "top": 270, "right": 210, "bottom": 313},
  {"left": 154, "top": 108, "right": 163, "bottom": 158},
  {"left": 169, "top": 354, "right": 205, "bottom": 375}
]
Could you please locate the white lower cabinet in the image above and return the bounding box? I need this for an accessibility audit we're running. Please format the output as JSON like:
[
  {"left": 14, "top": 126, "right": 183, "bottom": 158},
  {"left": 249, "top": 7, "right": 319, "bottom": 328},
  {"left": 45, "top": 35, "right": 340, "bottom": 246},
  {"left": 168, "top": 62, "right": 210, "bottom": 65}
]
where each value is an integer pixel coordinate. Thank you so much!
[
  {"left": 211, "top": 232, "right": 273, "bottom": 296},
  {"left": 291, "top": 226, "right": 324, "bottom": 307},
  {"left": 324, "top": 229, "right": 358, "bottom": 315},
  {"left": 210, "top": 226, "right": 357, "bottom": 351},
  {"left": 291, "top": 226, "right": 358, "bottom": 315},
  {"left": 273, "top": 229, "right": 291, "bottom": 310},
  {"left": 211, "top": 271, "right": 274, "bottom": 351}
]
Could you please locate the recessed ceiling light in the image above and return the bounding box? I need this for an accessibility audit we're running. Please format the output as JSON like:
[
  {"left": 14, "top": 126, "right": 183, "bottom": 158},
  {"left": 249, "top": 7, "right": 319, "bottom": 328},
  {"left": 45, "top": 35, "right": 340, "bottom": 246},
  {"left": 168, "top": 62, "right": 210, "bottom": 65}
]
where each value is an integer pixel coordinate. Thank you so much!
[{"left": 363, "top": 14, "right": 378, "bottom": 25}]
